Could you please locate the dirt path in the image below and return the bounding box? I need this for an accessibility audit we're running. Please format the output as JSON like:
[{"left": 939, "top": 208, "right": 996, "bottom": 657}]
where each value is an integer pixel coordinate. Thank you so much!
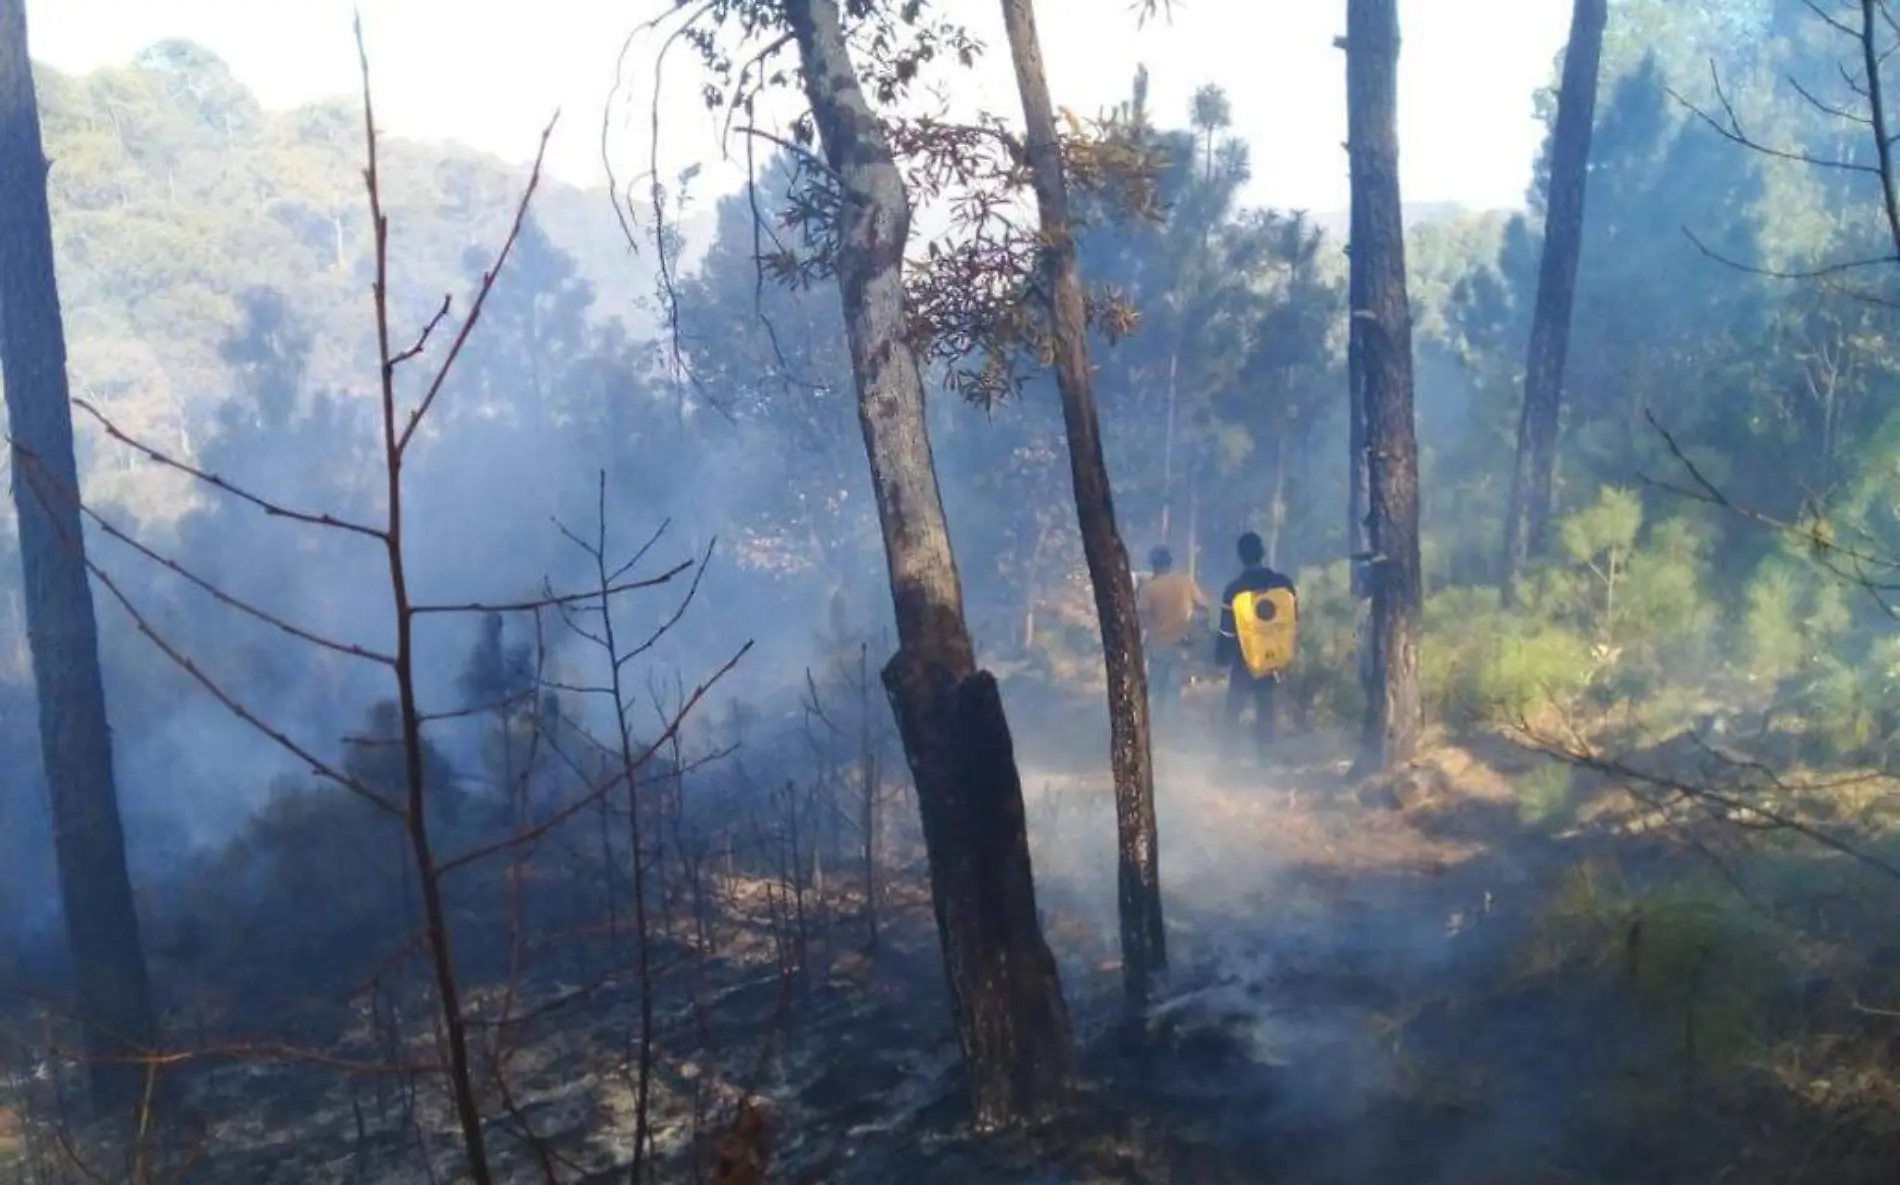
[{"left": 779, "top": 734, "right": 1603, "bottom": 1184}]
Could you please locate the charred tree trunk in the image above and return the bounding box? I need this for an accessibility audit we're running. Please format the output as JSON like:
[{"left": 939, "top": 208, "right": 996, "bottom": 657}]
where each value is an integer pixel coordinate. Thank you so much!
[
  {"left": 1338, "top": 52, "right": 1371, "bottom": 605},
  {"left": 1001, "top": 0, "right": 1166, "bottom": 1015},
  {"left": 1339, "top": 31, "right": 1374, "bottom": 701},
  {"left": 1500, "top": 0, "right": 1608, "bottom": 608},
  {"left": 0, "top": 0, "right": 158, "bottom": 1114},
  {"left": 1345, "top": 0, "right": 1424, "bottom": 772},
  {"left": 783, "top": 0, "right": 1073, "bottom": 1126},
  {"left": 1346, "top": 187, "right": 1371, "bottom": 602}
]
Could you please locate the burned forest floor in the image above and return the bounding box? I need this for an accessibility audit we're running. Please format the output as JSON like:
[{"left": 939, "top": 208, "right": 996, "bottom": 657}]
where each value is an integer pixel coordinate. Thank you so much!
[{"left": 7, "top": 696, "right": 1900, "bottom": 1185}]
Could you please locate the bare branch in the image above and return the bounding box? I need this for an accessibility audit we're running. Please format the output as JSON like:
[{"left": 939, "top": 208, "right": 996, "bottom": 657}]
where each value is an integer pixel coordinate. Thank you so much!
[
  {"left": 408, "top": 561, "right": 691, "bottom": 615},
  {"left": 732, "top": 123, "right": 836, "bottom": 180},
  {"left": 1679, "top": 225, "right": 1900, "bottom": 304},
  {"left": 396, "top": 116, "right": 561, "bottom": 457},
  {"left": 433, "top": 643, "right": 748, "bottom": 878},
  {"left": 1675, "top": 1, "right": 1900, "bottom": 284},
  {"left": 1525, "top": 727, "right": 1900, "bottom": 884},
  {"left": 644, "top": 4, "right": 719, "bottom": 385},
  {"left": 82, "top": 540, "right": 389, "bottom": 812},
  {"left": 1670, "top": 68, "right": 1878, "bottom": 175},
  {"left": 1787, "top": 71, "right": 1872, "bottom": 125},
  {"left": 390, "top": 294, "right": 455, "bottom": 367},
  {"left": 69, "top": 398, "right": 385, "bottom": 540},
  {"left": 11, "top": 442, "right": 395, "bottom": 665},
  {"left": 1640, "top": 410, "right": 1900, "bottom": 619}
]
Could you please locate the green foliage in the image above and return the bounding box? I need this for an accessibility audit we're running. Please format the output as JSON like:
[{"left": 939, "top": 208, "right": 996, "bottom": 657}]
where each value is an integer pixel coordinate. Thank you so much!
[
  {"left": 27, "top": 46, "right": 653, "bottom": 525},
  {"left": 1741, "top": 556, "right": 1851, "bottom": 685},
  {"left": 1782, "top": 638, "right": 1900, "bottom": 766},
  {"left": 20, "top": 8, "right": 1900, "bottom": 866},
  {"left": 1420, "top": 586, "right": 1595, "bottom": 730},
  {"left": 1556, "top": 485, "right": 1643, "bottom": 577},
  {"left": 1533, "top": 862, "right": 1794, "bottom": 1084},
  {"left": 1075, "top": 75, "right": 1347, "bottom": 574},
  {"left": 201, "top": 780, "right": 412, "bottom": 972},
  {"left": 1418, "top": 490, "right": 1724, "bottom": 732},
  {"left": 1514, "top": 493, "right": 1716, "bottom": 710},
  {"left": 1514, "top": 762, "right": 1575, "bottom": 826},
  {"left": 1279, "top": 561, "right": 1362, "bottom": 727}
]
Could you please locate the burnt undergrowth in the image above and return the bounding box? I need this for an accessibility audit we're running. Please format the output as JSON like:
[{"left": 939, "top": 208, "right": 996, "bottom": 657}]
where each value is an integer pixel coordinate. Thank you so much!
[{"left": 6, "top": 682, "right": 1900, "bottom": 1183}]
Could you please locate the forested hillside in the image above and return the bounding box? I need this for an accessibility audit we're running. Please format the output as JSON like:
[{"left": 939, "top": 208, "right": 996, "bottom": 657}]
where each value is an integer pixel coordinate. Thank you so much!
[
  {"left": 6, "top": 1, "right": 1900, "bottom": 1182},
  {"left": 0, "top": 41, "right": 718, "bottom": 913},
  {"left": 28, "top": 39, "right": 664, "bottom": 521}
]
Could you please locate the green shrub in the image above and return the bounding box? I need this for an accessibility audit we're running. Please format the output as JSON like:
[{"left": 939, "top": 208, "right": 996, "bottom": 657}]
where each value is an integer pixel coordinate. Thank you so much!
[
  {"left": 1515, "top": 761, "right": 1574, "bottom": 826},
  {"left": 1615, "top": 517, "right": 1719, "bottom": 674},
  {"left": 1742, "top": 562, "right": 1811, "bottom": 685},
  {"left": 1734, "top": 546, "right": 1900, "bottom": 764},
  {"left": 1282, "top": 560, "right": 1363, "bottom": 728},
  {"left": 1421, "top": 586, "right": 1595, "bottom": 729},
  {"left": 1533, "top": 864, "right": 1791, "bottom": 1082},
  {"left": 1476, "top": 487, "right": 1725, "bottom": 723},
  {"left": 1786, "top": 637, "right": 1900, "bottom": 765}
]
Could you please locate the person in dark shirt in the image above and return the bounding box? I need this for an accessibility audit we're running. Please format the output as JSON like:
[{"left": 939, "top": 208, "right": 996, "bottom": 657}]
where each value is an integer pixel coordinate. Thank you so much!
[{"left": 1215, "top": 531, "right": 1297, "bottom": 765}]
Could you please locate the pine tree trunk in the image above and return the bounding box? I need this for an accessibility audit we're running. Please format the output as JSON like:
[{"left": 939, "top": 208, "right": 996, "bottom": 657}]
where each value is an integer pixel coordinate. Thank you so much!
[
  {"left": 1345, "top": 0, "right": 1424, "bottom": 772},
  {"left": 1501, "top": 0, "right": 1608, "bottom": 608},
  {"left": 1340, "top": 29, "right": 1375, "bottom": 702},
  {"left": 1347, "top": 222, "right": 1371, "bottom": 603},
  {"left": 1340, "top": 53, "right": 1372, "bottom": 604},
  {"left": 783, "top": 0, "right": 1072, "bottom": 1126},
  {"left": 0, "top": 0, "right": 158, "bottom": 1115},
  {"left": 1000, "top": 0, "right": 1167, "bottom": 1015}
]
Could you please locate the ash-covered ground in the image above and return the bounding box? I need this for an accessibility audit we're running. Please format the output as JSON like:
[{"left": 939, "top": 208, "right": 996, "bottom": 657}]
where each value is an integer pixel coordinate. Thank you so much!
[{"left": 2, "top": 694, "right": 1888, "bottom": 1185}]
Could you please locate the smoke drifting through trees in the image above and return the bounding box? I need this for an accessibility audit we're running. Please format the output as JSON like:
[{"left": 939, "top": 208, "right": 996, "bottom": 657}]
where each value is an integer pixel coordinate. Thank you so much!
[
  {"left": 0, "top": 0, "right": 156, "bottom": 1113},
  {"left": 9, "top": 0, "right": 1900, "bottom": 1179},
  {"left": 1000, "top": 0, "right": 1166, "bottom": 1016},
  {"left": 777, "top": 0, "right": 1078, "bottom": 1127}
]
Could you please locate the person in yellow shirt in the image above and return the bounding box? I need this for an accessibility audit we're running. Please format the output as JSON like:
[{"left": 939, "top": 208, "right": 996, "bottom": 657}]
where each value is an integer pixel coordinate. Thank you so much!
[{"left": 1139, "top": 545, "right": 1210, "bottom": 726}]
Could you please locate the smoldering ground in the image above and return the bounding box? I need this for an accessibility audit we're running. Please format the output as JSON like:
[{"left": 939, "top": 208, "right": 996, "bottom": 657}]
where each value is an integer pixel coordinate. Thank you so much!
[
  {"left": 0, "top": 350, "right": 1889, "bottom": 1185},
  {"left": 11, "top": 672, "right": 1809, "bottom": 1185},
  {"left": 0, "top": 325, "right": 1846, "bottom": 1185},
  {"left": 974, "top": 681, "right": 1854, "bottom": 1185}
]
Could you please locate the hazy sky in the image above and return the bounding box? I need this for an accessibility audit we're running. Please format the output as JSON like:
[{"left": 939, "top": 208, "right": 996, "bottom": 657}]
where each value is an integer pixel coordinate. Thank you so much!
[{"left": 28, "top": 0, "right": 1572, "bottom": 215}]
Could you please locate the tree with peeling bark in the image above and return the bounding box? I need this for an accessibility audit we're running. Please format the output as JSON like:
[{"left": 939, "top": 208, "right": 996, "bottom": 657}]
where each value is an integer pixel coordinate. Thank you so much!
[
  {"left": 997, "top": 0, "right": 1166, "bottom": 1014},
  {"left": 1344, "top": 0, "right": 1424, "bottom": 772},
  {"left": 661, "top": 0, "right": 1172, "bottom": 1122},
  {"left": 1501, "top": 0, "right": 1610, "bottom": 609},
  {"left": 0, "top": 0, "right": 159, "bottom": 1114},
  {"left": 775, "top": 0, "right": 1074, "bottom": 1126}
]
